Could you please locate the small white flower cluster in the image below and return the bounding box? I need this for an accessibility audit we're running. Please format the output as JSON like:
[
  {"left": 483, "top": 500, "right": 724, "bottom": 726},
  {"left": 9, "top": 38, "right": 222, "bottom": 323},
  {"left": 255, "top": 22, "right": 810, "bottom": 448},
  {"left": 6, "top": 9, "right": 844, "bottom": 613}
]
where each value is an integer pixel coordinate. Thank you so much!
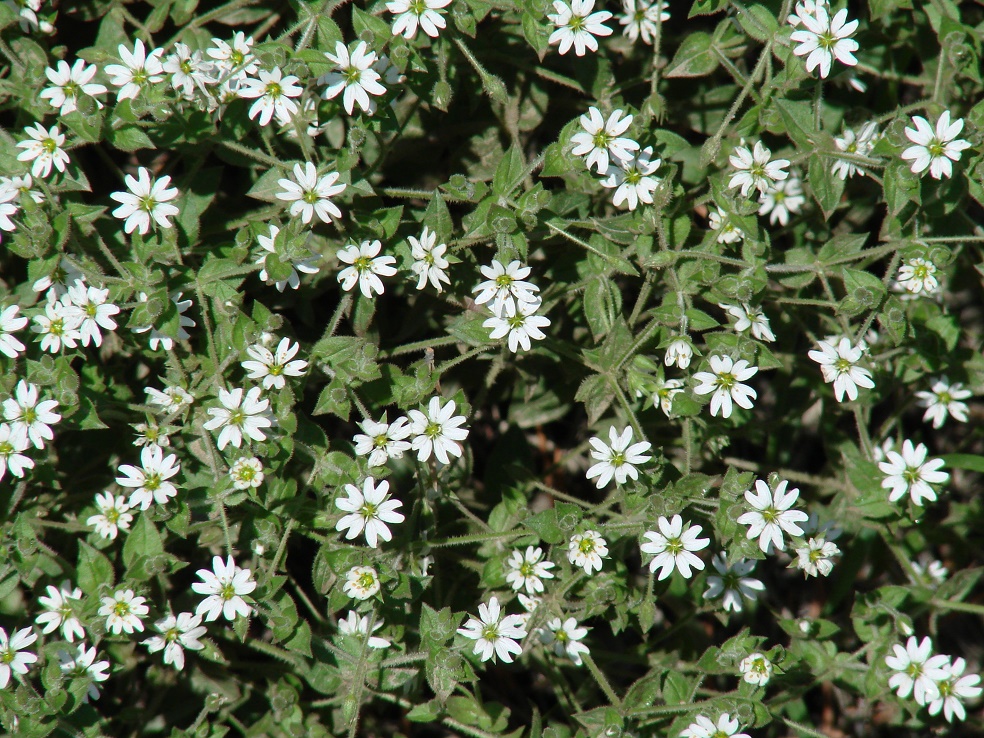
[
  {"left": 354, "top": 396, "right": 470, "bottom": 468},
  {"left": 885, "top": 635, "right": 982, "bottom": 722},
  {"left": 572, "top": 107, "right": 662, "bottom": 211},
  {"left": 477, "top": 260, "right": 551, "bottom": 352}
]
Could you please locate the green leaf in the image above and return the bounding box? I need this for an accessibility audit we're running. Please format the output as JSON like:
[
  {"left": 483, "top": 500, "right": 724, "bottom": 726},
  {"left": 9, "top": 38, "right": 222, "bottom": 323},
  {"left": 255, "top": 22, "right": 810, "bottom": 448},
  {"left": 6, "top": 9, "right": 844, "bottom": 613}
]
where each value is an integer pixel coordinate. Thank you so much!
[
  {"left": 123, "top": 514, "right": 165, "bottom": 570},
  {"left": 522, "top": 508, "right": 563, "bottom": 544},
  {"left": 808, "top": 153, "right": 845, "bottom": 219},
  {"left": 940, "top": 454, "right": 984, "bottom": 472},
  {"left": 665, "top": 32, "right": 720, "bottom": 78},
  {"left": 77, "top": 541, "right": 115, "bottom": 593}
]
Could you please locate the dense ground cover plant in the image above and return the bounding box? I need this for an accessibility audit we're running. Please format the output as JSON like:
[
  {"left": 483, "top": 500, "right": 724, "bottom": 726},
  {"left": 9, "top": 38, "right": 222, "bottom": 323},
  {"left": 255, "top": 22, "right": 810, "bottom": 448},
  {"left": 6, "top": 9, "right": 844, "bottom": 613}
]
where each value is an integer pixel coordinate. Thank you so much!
[{"left": 1, "top": 0, "right": 984, "bottom": 736}]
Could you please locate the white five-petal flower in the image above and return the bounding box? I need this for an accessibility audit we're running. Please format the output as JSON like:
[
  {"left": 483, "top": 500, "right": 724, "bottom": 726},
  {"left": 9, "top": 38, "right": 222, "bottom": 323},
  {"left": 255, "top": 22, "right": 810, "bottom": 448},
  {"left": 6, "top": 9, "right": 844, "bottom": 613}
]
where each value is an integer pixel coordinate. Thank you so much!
[
  {"left": 98, "top": 589, "right": 150, "bottom": 635},
  {"left": 335, "top": 477, "right": 406, "bottom": 548},
  {"left": 693, "top": 355, "right": 759, "bottom": 418},
  {"left": 337, "top": 240, "right": 398, "bottom": 298},
  {"left": 238, "top": 67, "right": 303, "bottom": 126},
  {"left": 728, "top": 141, "right": 790, "bottom": 197},
  {"left": 457, "top": 596, "right": 528, "bottom": 663},
  {"left": 320, "top": 41, "right": 388, "bottom": 116},
  {"left": 885, "top": 636, "right": 950, "bottom": 705},
  {"left": 86, "top": 491, "right": 134, "bottom": 539},
  {"left": 16, "top": 123, "right": 70, "bottom": 179},
  {"left": 143, "top": 612, "right": 207, "bottom": 671},
  {"left": 568, "top": 530, "right": 608, "bottom": 575},
  {"left": 541, "top": 617, "right": 590, "bottom": 665},
  {"left": 276, "top": 162, "right": 346, "bottom": 225},
  {"left": 737, "top": 478, "right": 809, "bottom": 553},
  {"left": 407, "top": 396, "right": 469, "bottom": 464},
  {"left": 40, "top": 59, "right": 108, "bottom": 115},
  {"left": 353, "top": 413, "right": 413, "bottom": 467},
  {"left": 601, "top": 146, "right": 662, "bottom": 210},
  {"left": 0, "top": 627, "right": 38, "bottom": 689},
  {"left": 703, "top": 554, "right": 765, "bottom": 613},
  {"left": 387, "top": 0, "right": 452, "bottom": 38},
  {"left": 570, "top": 107, "right": 639, "bottom": 173},
  {"left": 35, "top": 582, "right": 85, "bottom": 642},
  {"left": 641, "top": 514, "right": 710, "bottom": 580},
  {"left": 203, "top": 387, "right": 272, "bottom": 450},
  {"left": 548, "top": 0, "right": 614, "bottom": 57},
  {"left": 241, "top": 337, "right": 308, "bottom": 390},
  {"left": 915, "top": 377, "right": 971, "bottom": 429},
  {"left": 790, "top": 6, "right": 859, "bottom": 78},
  {"left": 192, "top": 555, "right": 257, "bottom": 621},
  {"left": 409, "top": 226, "right": 451, "bottom": 292},
  {"left": 116, "top": 444, "right": 181, "bottom": 510},
  {"left": 505, "top": 546, "right": 556, "bottom": 594},
  {"left": 104, "top": 39, "right": 165, "bottom": 101},
  {"left": 901, "top": 111, "right": 971, "bottom": 180},
  {"left": 807, "top": 337, "right": 874, "bottom": 402},
  {"left": 110, "top": 167, "right": 180, "bottom": 235},
  {"left": 585, "top": 426, "right": 653, "bottom": 488},
  {"left": 878, "top": 439, "right": 948, "bottom": 505}
]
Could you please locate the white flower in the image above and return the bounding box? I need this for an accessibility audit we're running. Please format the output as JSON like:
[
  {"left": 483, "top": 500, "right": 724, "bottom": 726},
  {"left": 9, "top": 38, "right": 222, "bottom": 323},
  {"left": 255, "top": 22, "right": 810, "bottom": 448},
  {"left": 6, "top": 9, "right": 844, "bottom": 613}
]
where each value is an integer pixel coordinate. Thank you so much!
[
  {"left": 16, "top": 123, "right": 70, "bottom": 179},
  {"left": 601, "top": 146, "right": 662, "bottom": 210},
  {"left": 31, "top": 257, "right": 84, "bottom": 298},
  {"left": 737, "top": 478, "right": 809, "bottom": 554},
  {"left": 207, "top": 32, "right": 258, "bottom": 79},
  {"left": 567, "top": 530, "right": 608, "bottom": 575},
  {"left": 335, "top": 477, "right": 405, "bottom": 548},
  {"left": 457, "top": 596, "right": 528, "bottom": 664},
  {"left": 387, "top": 0, "right": 452, "bottom": 38},
  {"left": 693, "top": 355, "right": 759, "bottom": 418},
  {"left": 703, "top": 554, "right": 764, "bottom": 613},
  {"left": 146, "top": 384, "right": 194, "bottom": 413},
  {"left": 928, "top": 657, "right": 982, "bottom": 722},
  {"left": 483, "top": 298, "right": 551, "bottom": 352},
  {"left": 409, "top": 226, "right": 451, "bottom": 292},
  {"left": 758, "top": 174, "right": 805, "bottom": 226},
  {"left": 3, "top": 379, "right": 61, "bottom": 449},
  {"left": 86, "top": 491, "right": 133, "bottom": 540},
  {"left": 407, "top": 396, "right": 469, "bottom": 464},
  {"left": 0, "top": 423, "right": 34, "bottom": 482},
  {"left": 739, "top": 652, "right": 773, "bottom": 686},
  {"left": 353, "top": 413, "right": 412, "bottom": 467},
  {"left": 320, "top": 41, "right": 387, "bottom": 116},
  {"left": 276, "top": 162, "right": 346, "bottom": 225},
  {"left": 63, "top": 280, "right": 120, "bottom": 348},
  {"left": 337, "top": 240, "right": 398, "bottom": 298},
  {"left": 832, "top": 121, "right": 879, "bottom": 179},
  {"left": 1, "top": 173, "right": 46, "bottom": 205},
  {"left": 0, "top": 305, "right": 27, "bottom": 359},
  {"left": 570, "top": 107, "right": 639, "bottom": 173},
  {"left": 901, "top": 111, "right": 971, "bottom": 180},
  {"left": 618, "top": 0, "right": 669, "bottom": 44},
  {"left": 786, "top": 0, "right": 826, "bottom": 26},
  {"left": 131, "top": 291, "right": 196, "bottom": 351},
  {"left": 204, "top": 387, "right": 272, "bottom": 450},
  {"left": 664, "top": 336, "right": 694, "bottom": 369},
  {"left": 30, "top": 295, "right": 83, "bottom": 353},
  {"left": 255, "top": 224, "right": 320, "bottom": 291},
  {"left": 885, "top": 636, "right": 950, "bottom": 704},
  {"left": 473, "top": 260, "right": 541, "bottom": 316},
  {"left": 585, "top": 425, "right": 652, "bottom": 488},
  {"left": 338, "top": 611, "right": 390, "bottom": 648},
  {"left": 0, "top": 627, "right": 37, "bottom": 689},
  {"left": 0, "top": 186, "right": 18, "bottom": 237},
  {"left": 541, "top": 617, "right": 590, "bottom": 666},
  {"left": 794, "top": 537, "right": 840, "bottom": 578},
  {"left": 807, "top": 337, "right": 874, "bottom": 402},
  {"left": 241, "top": 337, "right": 307, "bottom": 390},
  {"left": 680, "top": 713, "right": 750, "bottom": 738},
  {"left": 548, "top": 0, "right": 613, "bottom": 57},
  {"left": 116, "top": 444, "right": 181, "bottom": 510},
  {"left": 133, "top": 421, "right": 172, "bottom": 447},
  {"left": 11, "top": 0, "right": 53, "bottom": 33},
  {"left": 505, "top": 546, "right": 556, "bottom": 594},
  {"left": 162, "top": 42, "right": 213, "bottom": 97},
  {"left": 110, "top": 166, "right": 180, "bottom": 235},
  {"left": 641, "top": 514, "right": 710, "bottom": 580},
  {"left": 911, "top": 558, "right": 948, "bottom": 586},
  {"left": 651, "top": 376, "right": 685, "bottom": 416},
  {"left": 35, "top": 583, "right": 85, "bottom": 642},
  {"left": 229, "top": 457, "right": 264, "bottom": 490},
  {"left": 878, "top": 439, "right": 948, "bottom": 506},
  {"left": 708, "top": 207, "right": 744, "bottom": 244},
  {"left": 916, "top": 377, "right": 971, "bottom": 429},
  {"left": 104, "top": 39, "right": 165, "bottom": 101},
  {"left": 98, "top": 589, "right": 149, "bottom": 635},
  {"left": 343, "top": 565, "right": 381, "bottom": 600},
  {"left": 790, "top": 6, "right": 859, "bottom": 78},
  {"left": 138, "top": 421, "right": 180, "bottom": 449},
  {"left": 896, "top": 257, "right": 939, "bottom": 295},
  {"left": 720, "top": 303, "right": 775, "bottom": 342},
  {"left": 728, "top": 141, "right": 790, "bottom": 197},
  {"left": 143, "top": 612, "right": 207, "bottom": 671},
  {"left": 58, "top": 644, "right": 110, "bottom": 701},
  {"left": 193, "top": 555, "right": 257, "bottom": 621},
  {"left": 238, "top": 67, "right": 302, "bottom": 126}
]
